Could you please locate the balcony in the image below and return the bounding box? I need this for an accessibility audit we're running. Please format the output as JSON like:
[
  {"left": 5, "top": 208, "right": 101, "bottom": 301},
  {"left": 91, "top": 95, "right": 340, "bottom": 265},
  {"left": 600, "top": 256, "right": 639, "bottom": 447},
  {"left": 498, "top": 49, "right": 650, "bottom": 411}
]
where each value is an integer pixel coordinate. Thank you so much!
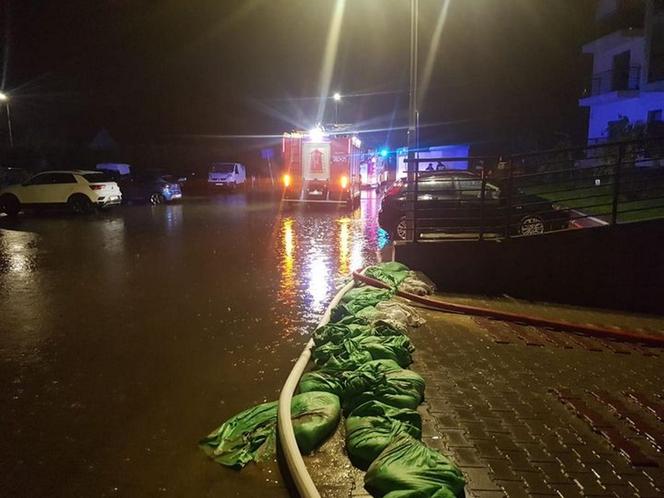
[{"left": 583, "top": 65, "right": 641, "bottom": 97}]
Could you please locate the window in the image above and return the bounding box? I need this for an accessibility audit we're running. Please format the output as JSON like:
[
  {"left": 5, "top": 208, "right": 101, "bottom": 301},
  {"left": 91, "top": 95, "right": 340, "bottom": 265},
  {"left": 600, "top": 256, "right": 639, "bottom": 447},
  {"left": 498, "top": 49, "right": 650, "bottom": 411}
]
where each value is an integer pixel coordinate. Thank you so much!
[
  {"left": 26, "top": 173, "right": 55, "bottom": 185},
  {"left": 649, "top": 16, "right": 664, "bottom": 82},
  {"left": 25, "top": 173, "right": 76, "bottom": 185},
  {"left": 51, "top": 173, "right": 77, "bottom": 184},
  {"left": 457, "top": 178, "right": 482, "bottom": 198},
  {"left": 211, "top": 163, "right": 234, "bottom": 173},
  {"left": 648, "top": 109, "right": 663, "bottom": 123}
]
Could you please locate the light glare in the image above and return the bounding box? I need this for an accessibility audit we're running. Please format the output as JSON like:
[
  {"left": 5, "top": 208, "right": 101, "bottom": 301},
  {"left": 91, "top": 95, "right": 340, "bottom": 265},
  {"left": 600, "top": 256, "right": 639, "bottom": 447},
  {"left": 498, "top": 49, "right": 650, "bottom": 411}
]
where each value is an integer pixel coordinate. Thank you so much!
[{"left": 308, "top": 126, "right": 325, "bottom": 142}]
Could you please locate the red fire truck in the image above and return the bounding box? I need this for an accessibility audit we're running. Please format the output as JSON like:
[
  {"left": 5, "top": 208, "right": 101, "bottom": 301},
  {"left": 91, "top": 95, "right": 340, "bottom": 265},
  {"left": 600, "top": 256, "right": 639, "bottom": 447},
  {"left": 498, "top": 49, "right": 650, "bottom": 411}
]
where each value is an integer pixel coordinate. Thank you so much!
[{"left": 281, "top": 129, "right": 362, "bottom": 207}]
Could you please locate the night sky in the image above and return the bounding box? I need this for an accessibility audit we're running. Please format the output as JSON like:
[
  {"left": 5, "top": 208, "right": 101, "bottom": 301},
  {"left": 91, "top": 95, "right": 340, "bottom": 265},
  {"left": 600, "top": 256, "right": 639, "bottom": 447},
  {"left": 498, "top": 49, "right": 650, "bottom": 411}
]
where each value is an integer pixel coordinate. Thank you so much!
[{"left": 3, "top": 0, "right": 596, "bottom": 151}]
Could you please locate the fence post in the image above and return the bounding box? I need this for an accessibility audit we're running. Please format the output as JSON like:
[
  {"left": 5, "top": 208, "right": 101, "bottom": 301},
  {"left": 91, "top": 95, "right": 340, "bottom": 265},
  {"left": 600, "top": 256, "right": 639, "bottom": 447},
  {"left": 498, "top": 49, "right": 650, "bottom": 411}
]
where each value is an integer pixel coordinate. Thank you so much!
[
  {"left": 412, "top": 165, "right": 419, "bottom": 242},
  {"left": 479, "top": 169, "right": 487, "bottom": 241},
  {"left": 503, "top": 158, "right": 514, "bottom": 239},
  {"left": 611, "top": 143, "right": 624, "bottom": 225}
]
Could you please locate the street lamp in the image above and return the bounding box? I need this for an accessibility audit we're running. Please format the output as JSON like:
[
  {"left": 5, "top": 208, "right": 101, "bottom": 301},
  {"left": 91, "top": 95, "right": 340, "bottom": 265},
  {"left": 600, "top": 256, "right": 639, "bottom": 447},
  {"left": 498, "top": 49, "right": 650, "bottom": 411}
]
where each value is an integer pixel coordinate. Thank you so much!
[
  {"left": 0, "top": 92, "right": 14, "bottom": 148},
  {"left": 406, "top": 0, "right": 419, "bottom": 242},
  {"left": 333, "top": 92, "right": 341, "bottom": 124}
]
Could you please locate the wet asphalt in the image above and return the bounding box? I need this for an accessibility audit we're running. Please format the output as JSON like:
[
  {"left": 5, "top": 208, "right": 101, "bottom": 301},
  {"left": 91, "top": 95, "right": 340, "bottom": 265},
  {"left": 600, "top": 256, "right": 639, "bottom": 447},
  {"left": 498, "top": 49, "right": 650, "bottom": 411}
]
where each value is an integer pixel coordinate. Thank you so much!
[{"left": 0, "top": 191, "right": 388, "bottom": 497}]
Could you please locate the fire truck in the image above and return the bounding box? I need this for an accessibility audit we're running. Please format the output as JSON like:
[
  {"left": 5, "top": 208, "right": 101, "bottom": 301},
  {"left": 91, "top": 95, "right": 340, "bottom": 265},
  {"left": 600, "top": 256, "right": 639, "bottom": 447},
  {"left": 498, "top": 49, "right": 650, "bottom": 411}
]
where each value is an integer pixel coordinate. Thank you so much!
[{"left": 281, "top": 128, "right": 362, "bottom": 207}]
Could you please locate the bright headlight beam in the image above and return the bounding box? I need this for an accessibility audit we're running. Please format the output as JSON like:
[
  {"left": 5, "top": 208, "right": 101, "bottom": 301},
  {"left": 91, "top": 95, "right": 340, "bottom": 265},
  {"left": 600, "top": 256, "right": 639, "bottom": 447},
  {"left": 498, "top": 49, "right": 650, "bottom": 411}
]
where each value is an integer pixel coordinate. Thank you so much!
[
  {"left": 419, "top": 0, "right": 451, "bottom": 105},
  {"left": 316, "top": 0, "right": 346, "bottom": 124}
]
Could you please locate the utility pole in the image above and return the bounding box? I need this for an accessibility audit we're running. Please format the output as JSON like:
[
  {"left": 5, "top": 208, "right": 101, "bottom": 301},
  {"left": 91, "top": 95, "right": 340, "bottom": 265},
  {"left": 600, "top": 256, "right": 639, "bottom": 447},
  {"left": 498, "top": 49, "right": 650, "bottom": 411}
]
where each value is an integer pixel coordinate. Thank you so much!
[
  {"left": 407, "top": 0, "right": 419, "bottom": 241},
  {"left": 0, "top": 92, "right": 13, "bottom": 148}
]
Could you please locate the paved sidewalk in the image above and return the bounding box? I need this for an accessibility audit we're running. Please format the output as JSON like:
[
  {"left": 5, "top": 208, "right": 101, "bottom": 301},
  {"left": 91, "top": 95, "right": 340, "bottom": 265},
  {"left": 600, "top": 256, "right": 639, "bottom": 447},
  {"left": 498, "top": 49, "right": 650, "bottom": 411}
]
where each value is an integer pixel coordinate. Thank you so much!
[{"left": 412, "top": 308, "right": 664, "bottom": 498}]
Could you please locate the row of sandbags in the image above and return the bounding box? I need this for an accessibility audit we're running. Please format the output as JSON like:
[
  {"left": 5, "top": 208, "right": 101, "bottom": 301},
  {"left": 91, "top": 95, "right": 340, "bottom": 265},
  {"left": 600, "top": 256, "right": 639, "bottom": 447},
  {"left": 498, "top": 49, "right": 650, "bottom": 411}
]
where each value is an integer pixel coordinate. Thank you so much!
[
  {"left": 198, "top": 262, "right": 464, "bottom": 497},
  {"left": 301, "top": 264, "right": 465, "bottom": 498}
]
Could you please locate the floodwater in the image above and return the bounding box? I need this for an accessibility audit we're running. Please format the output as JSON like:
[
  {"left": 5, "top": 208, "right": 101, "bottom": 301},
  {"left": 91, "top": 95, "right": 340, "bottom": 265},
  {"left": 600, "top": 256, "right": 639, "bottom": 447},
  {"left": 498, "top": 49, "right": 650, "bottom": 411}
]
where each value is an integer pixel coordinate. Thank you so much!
[{"left": 0, "top": 192, "right": 389, "bottom": 497}]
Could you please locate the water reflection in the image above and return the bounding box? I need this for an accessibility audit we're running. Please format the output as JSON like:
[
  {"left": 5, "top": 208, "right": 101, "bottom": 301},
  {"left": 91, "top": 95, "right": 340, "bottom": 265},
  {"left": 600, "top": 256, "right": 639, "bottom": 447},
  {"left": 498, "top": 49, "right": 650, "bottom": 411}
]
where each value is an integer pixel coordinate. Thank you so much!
[
  {"left": 307, "top": 253, "right": 330, "bottom": 313},
  {"left": 274, "top": 192, "right": 389, "bottom": 334},
  {"left": 0, "top": 228, "right": 47, "bottom": 364},
  {"left": 338, "top": 217, "right": 350, "bottom": 276},
  {"left": 280, "top": 217, "right": 296, "bottom": 307}
]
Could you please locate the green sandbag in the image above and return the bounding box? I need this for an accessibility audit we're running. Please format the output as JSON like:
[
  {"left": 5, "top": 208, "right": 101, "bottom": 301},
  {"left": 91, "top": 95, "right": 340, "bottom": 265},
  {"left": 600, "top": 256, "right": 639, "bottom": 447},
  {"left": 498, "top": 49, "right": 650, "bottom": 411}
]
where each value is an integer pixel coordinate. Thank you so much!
[
  {"left": 346, "top": 400, "right": 422, "bottom": 470},
  {"left": 199, "top": 400, "right": 278, "bottom": 468},
  {"left": 312, "top": 338, "right": 374, "bottom": 368},
  {"left": 313, "top": 335, "right": 413, "bottom": 369},
  {"left": 331, "top": 287, "right": 393, "bottom": 321},
  {"left": 330, "top": 309, "right": 370, "bottom": 325},
  {"left": 292, "top": 391, "right": 341, "bottom": 454},
  {"left": 355, "top": 335, "right": 414, "bottom": 367},
  {"left": 315, "top": 320, "right": 404, "bottom": 348},
  {"left": 341, "top": 286, "right": 393, "bottom": 309},
  {"left": 299, "top": 369, "right": 346, "bottom": 396},
  {"left": 343, "top": 360, "right": 425, "bottom": 414},
  {"left": 365, "top": 262, "right": 411, "bottom": 288},
  {"left": 364, "top": 434, "right": 466, "bottom": 498},
  {"left": 313, "top": 322, "right": 373, "bottom": 347},
  {"left": 199, "top": 392, "right": 340, "bottom": 468}
]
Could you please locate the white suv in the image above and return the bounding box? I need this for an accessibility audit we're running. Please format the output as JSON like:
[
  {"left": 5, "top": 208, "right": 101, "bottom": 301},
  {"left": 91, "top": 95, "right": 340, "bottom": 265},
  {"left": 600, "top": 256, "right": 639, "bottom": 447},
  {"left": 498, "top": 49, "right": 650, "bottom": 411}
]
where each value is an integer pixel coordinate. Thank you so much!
[{"left": 0, "top": 170, "right": 122, "bottom": 215}]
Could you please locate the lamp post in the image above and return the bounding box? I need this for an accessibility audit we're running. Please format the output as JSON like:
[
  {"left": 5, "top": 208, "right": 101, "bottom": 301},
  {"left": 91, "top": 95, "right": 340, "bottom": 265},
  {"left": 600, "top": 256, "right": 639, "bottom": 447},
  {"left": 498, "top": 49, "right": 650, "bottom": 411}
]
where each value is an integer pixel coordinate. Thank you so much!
[
  {"left": 407, "top": 0, "right": 419, "bottom": 242},
  {"left": 0, "top": 92, "right": 13, "bottom": 148},
  {"left": 333, "top": 92, "right": 341, "bottom": 124}
]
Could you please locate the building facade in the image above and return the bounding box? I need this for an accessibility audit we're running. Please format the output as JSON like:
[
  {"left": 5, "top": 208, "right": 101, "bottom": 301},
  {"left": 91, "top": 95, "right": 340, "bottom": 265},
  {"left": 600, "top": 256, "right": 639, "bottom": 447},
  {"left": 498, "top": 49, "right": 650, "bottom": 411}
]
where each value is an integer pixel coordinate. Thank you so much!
[{"left": 579, "top": 0, "right": 664, "bottom": 142}]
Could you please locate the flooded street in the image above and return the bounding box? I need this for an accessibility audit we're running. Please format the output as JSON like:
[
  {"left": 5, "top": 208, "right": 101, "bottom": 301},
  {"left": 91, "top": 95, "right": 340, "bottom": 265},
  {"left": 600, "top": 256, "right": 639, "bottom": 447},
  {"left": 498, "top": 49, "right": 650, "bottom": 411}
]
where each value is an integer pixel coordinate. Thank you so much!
[{"left": 0, "top": 192, "right": 388, "bottom": 497}]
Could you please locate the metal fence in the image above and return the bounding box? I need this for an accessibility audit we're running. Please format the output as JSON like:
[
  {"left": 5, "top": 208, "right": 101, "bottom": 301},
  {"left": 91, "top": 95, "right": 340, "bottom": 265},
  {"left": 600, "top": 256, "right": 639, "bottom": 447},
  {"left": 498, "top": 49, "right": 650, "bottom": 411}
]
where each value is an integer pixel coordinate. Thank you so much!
[{"left": 399, "top": 136, "right": 664, "bottom": 242}]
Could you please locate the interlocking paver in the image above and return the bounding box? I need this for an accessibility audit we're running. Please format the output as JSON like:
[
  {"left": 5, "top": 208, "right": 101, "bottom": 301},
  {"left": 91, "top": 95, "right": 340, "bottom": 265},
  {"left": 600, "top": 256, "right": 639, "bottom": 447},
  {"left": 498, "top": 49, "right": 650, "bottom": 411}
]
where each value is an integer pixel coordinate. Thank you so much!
[
  {"left": 409, "top": 307, "right": 664, "bottom": 498},
  {"left": 463, "top": 467, "right": 503, "bottom": 491},
  {"left": 487, "top": 460, "right": 521, "bottom": 482}
]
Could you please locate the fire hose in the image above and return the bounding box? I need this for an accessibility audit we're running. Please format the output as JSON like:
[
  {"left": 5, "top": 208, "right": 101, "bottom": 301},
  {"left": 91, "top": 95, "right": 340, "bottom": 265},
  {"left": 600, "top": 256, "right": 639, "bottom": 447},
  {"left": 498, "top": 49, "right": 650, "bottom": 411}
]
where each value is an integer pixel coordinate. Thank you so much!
[{"left": 352, "top": 271, "right": 664, "bottom": 348}]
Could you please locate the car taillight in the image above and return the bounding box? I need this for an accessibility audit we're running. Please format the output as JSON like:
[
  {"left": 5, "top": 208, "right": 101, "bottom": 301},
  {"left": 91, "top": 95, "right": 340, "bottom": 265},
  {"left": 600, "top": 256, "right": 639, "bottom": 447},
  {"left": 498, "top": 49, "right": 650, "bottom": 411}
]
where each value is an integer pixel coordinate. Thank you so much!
[
  {"left": 283, "top": 174, "right": 291, "bottom": 187},
  {"left": 340, "top": 175, "right": 348, "bottom": 189},
  {"left": 89, "top": 184, "right": 104, "bottom": 190}
]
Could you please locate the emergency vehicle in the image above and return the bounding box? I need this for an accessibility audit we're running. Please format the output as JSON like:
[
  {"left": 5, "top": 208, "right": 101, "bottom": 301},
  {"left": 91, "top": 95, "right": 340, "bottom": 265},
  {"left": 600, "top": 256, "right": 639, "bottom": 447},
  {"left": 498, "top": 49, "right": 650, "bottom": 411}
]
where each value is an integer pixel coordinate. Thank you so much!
[{"left": 281, "top": 128, "right": 362, "bottom": 207}]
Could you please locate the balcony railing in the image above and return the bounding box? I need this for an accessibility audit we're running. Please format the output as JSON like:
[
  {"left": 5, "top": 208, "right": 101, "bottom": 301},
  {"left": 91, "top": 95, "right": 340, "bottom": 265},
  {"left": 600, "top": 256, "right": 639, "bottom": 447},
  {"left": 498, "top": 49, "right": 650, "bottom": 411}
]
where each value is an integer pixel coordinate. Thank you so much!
[{"left": 585, "top": 65, "right": 641, "bottom": 97}]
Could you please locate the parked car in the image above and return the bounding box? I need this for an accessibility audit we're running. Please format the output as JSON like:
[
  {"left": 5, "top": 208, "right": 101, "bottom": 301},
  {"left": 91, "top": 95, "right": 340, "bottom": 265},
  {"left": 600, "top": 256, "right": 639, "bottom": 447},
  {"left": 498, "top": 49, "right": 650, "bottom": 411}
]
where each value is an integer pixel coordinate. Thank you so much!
[
  {"left": 119, "top": 172, "right": 182, "bottom": 205},
  {"left": 378, "top": 171, "right": 569, "bottom": 240},
  {"left": 208, "top": 162, "right": 246, "bottom": 190},
  {"left": 0, "top": 170, "right": 122, "bottom": 215}
]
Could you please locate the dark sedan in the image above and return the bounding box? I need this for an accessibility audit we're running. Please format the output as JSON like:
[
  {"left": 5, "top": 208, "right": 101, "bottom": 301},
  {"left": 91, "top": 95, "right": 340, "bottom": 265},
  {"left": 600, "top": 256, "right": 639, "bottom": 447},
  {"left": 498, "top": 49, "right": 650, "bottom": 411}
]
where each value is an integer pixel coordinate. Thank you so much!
[
  {"left": 378, "top": 171, "right": 569, "bottom": 240},
  {"left": 119, "top": 172, "right": 182, "bottom": 205}
]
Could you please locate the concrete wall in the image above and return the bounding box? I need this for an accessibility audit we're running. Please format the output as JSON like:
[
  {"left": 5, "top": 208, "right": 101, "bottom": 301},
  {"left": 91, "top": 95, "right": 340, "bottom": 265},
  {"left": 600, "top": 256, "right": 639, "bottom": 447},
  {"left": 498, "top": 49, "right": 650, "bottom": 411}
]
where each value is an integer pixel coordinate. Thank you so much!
[
  {"left": 394, "top": 220, "right": 664, "bottom": 314},
  {"left": 585, "top": 33, "right": 644, "bottom": 73}
]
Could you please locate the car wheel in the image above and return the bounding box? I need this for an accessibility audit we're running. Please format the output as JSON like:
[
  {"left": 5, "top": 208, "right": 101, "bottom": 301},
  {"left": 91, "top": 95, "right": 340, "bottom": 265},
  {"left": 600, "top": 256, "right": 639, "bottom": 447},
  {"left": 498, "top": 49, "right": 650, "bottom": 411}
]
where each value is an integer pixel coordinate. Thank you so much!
[
  {"left": 149, "top": 193, "right": 164, "bottom": 205},
  {"left": 0, "top": 194, "right": 20, "bottom": 216},
  {"left": 518, "top": 215, "right": 545, "bottom": 236},
  {"left": 394, "top": 216, "right": 412, "bottom": 240},
  {"left": 68, "top": 194, "right": 93, "bottom": 214}
]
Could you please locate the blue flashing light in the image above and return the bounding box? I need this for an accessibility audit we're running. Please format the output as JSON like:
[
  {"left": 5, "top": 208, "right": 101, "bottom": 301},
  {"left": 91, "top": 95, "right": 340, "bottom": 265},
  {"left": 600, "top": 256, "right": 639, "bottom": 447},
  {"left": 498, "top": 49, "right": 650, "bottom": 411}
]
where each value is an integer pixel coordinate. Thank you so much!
[{"left": 380, "top": 148, "right": 389, "bottom": 157}]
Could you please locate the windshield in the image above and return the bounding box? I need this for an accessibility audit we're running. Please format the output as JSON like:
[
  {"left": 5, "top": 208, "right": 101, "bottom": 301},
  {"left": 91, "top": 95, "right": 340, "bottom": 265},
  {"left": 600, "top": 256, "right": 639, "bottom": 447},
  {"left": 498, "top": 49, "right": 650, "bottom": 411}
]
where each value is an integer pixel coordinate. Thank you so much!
[{"left": 211, "top": 164, "right": 234, "bottom": 174}]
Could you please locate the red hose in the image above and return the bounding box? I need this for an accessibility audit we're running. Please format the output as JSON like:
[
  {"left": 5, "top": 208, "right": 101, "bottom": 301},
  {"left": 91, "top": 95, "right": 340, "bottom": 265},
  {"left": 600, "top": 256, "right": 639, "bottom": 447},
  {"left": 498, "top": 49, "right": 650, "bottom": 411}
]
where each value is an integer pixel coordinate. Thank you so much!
[{"left": 352, "top": 271, "right": 664, "bottom": 348}]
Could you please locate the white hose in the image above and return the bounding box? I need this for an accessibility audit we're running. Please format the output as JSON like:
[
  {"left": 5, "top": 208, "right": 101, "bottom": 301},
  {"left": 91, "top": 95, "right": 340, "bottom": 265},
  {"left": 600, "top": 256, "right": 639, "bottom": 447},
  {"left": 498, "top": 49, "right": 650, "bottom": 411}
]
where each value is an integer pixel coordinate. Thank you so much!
[{"left": 277, "top": 277, "right": 357, "bottom": 498}]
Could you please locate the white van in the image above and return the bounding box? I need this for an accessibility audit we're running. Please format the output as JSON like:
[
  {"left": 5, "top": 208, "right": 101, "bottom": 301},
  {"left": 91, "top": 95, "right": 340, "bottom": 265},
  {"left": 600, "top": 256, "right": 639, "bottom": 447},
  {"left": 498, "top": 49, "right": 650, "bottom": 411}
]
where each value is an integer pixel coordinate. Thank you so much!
[{"left": 208, "top": 162, "right": 246, "bottom": 189}]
